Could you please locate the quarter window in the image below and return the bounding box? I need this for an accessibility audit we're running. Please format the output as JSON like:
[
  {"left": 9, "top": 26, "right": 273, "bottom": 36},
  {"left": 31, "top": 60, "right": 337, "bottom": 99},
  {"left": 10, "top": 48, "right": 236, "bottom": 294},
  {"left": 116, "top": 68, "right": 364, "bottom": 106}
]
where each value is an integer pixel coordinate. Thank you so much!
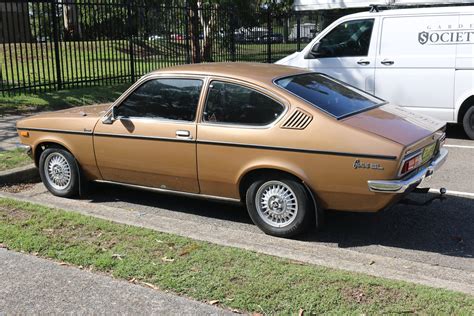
[
  {"left": 116, "top": 78, "right": 203, "bottom": 121},
  {"left": 203, "top": 81, "right": 284, "bottom": 126},
  {"left": 313, "top": 19, "right": 374, "bottom": 58}
]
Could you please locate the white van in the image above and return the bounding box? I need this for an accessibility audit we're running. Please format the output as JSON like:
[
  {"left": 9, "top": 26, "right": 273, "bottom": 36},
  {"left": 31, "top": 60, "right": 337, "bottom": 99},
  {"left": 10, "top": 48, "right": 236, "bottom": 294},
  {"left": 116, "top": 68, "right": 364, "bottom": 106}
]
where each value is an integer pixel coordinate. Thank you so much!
[{"left": 276, "top": 6, "right": 474, "bottom": 139}]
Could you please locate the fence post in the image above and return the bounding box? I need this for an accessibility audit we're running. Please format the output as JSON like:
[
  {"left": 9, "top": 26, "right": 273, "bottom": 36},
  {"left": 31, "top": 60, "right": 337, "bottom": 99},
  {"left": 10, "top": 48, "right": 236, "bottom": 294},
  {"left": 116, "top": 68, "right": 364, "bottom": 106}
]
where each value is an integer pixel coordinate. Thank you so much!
[
  {"left": 126, "top": 0, "right": 135, "bottom": 82},
  {"left": 184, "top": 2, "right": 191, "bottom": 64},
  {"left": 229, "top": 6, "right": 236, "bottom": 62},
  {"left": 296, "top": 13, "right": 301, "bottom": 51},
  {"left": 50, "top": 0, "right": 62, "bottom": 90},
  {"left": 266, "top": 7, "right": 271, "bottom": 63}
]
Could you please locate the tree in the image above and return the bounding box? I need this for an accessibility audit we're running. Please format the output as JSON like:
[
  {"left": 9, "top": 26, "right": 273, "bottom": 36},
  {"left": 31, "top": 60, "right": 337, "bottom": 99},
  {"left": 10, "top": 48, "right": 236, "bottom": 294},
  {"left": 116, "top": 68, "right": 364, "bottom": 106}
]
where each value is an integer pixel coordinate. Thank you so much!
[{"left": 62, "top": 0, "right": 82, "bottom": 40}]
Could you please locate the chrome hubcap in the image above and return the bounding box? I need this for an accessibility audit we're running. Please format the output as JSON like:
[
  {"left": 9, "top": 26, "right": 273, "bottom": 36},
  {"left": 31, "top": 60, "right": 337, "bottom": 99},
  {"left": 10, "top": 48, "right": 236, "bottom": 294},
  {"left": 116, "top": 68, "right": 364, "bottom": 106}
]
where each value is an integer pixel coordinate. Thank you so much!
[
  {"left": 255, "top": 180, "right": 298, "bottom": 228},
  {"left": 44, "top": 153, "right": 71, "bottom": 190}
]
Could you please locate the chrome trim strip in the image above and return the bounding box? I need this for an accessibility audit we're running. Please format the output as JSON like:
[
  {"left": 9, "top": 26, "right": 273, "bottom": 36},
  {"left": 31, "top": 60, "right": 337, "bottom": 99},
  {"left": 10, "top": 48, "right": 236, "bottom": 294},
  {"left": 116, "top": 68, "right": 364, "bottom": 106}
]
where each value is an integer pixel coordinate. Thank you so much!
[
  {"left": 198, "top": 139, "right": 397, "bottom": 160},
  {"left": 368, "top": 148, "right": 448, "bottom": 193},
  {"left": 93, "top": 180, "right": 242, "bottom": 203},
  {"left": 17, "top": 127, "right": 92, "bottom": 135},
  {"left": 94, "top": 132, "right": 194, "bottom": 143}
]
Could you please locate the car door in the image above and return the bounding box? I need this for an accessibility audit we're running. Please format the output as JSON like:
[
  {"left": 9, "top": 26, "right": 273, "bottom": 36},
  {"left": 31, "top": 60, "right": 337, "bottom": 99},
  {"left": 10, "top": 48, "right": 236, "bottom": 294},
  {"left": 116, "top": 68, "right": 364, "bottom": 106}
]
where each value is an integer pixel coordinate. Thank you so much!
[
  {"left": 196, "top": 79, "right": 287, "bottom": 199},
  {"left": 375, "top": 14, "right": 457, "bottom": 122},
  {"left": 93, "top": 76, "right": 204, "bottom": 193},
  {"left": 305, "top": 18, "right": 378, "bottom": 94}
]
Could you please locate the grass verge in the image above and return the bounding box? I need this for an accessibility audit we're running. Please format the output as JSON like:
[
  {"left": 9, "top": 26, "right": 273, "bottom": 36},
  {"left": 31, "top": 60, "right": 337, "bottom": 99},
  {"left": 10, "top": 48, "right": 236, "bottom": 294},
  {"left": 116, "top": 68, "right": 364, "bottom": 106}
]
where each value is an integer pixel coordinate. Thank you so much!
[
  {"left": 0, "top": 197, "right": 472, "bottom": 314},
  {"left": 0, "top": 149, "right": 32, "bottom": 171},
  {"left": 0, "top": 84, "right": 128, "bottom": 115}
]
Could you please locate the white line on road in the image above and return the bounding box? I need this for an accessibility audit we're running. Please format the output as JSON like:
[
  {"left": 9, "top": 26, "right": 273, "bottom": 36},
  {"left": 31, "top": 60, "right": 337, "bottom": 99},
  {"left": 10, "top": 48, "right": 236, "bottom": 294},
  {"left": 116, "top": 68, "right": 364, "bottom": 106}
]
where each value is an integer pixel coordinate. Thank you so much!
[
  {"left": 429, "top": 188, "right": 474, "bottom": 198},
  {"left": 444, "top": 144, "right": 474, "bottom": 149}
]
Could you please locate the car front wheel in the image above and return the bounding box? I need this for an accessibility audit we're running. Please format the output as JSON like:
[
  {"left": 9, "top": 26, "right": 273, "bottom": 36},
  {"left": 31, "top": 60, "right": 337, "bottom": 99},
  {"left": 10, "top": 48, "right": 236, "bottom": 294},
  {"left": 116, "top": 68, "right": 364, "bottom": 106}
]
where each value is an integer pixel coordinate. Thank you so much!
[
  {"left": 246, "top": 178, "right": 313, "bottom": 238},
  {"left": 39, "top": 148, "right": 79, "bottom": 197},
  {"left": 462, "top": 105, "right": 474, "bottom": 140}
]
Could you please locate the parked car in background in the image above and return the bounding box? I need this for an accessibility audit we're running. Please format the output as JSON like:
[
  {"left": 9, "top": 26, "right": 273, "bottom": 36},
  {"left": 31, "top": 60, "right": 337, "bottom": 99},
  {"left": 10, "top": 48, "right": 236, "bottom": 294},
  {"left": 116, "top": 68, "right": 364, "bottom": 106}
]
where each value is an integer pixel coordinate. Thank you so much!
[
  {"left": 16, "top": 63, "right": 448, "bottom": 238},
  {"left": 277, "top": 6, "right": 474, "bottom": 139},
  {"left": 258, "top": 33, "right": 284, "bottom": 44}
]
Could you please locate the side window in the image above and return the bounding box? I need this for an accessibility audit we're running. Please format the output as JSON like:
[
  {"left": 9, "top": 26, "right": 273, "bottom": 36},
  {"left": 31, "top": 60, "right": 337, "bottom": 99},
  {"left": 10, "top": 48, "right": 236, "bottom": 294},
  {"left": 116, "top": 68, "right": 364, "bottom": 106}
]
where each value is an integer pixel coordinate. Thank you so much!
[
  {"left": 116, "top": 78, "right": 202, "bottom": 121},
  {"left": 314, "top": 19, "right": 374, "bottom": 58},
  {"left": 203, "top": 81, "right": 285, "bottom": 126}
]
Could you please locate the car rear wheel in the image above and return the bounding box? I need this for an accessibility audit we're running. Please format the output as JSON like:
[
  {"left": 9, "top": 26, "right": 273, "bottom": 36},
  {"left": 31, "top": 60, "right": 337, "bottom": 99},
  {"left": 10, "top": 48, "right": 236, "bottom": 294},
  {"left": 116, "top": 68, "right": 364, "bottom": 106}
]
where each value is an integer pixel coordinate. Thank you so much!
[
  {"left": 462, "top": 105, "right": 474, "bottom": 140},
  {"left": 39, "top": 148, "right": 79, "bottom": 197},
  {"left": 246, "top": 178, "right": 313, "bottom": 238}
]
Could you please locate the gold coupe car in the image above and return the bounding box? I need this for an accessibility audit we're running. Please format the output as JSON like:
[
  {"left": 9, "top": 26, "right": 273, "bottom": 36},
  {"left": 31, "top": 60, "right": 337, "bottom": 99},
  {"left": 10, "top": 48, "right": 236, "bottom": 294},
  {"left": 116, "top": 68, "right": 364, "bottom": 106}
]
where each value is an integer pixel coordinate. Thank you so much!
[{"left": 16, "top": 63, "right": 448, "bottom": 237}]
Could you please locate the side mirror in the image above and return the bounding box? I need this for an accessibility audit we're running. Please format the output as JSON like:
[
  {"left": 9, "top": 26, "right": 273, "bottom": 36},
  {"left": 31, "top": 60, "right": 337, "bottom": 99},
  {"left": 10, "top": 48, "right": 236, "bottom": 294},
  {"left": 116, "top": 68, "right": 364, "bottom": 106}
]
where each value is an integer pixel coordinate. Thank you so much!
[
  {"left": 102, "top": 106, "right": 117, "bottom": 124},
  {"left": 305, "top": 42, "right": 323, "bottom": 59}
]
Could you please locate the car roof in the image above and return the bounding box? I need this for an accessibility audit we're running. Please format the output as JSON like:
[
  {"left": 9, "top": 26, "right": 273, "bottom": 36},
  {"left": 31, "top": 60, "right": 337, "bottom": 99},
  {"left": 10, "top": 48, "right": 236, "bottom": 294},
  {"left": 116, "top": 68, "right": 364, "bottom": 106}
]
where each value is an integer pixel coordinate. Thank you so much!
[
  {"left": 347, "top": 5, "right": 474, "bottom": 19},
  {"left": 151, "top": 62, "right": 311, "bottom": 86}
]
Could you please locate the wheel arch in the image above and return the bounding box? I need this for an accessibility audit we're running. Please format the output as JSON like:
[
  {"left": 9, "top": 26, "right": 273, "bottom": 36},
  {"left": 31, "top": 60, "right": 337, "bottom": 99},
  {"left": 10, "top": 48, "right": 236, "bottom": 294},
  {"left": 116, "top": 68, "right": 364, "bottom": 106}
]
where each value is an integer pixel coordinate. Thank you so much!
[
  {"left": 33, "top": 140, "right": 73, "bottom": 167},
  {"left": 457, "top": 95, "right": 474, "bottom": 124}
]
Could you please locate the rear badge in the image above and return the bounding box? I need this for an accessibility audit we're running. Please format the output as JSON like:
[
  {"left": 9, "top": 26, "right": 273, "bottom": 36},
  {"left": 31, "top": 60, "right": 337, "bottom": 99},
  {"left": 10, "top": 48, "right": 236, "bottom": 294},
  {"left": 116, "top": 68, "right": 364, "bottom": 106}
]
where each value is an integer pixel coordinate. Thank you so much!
[{"left": 353, "top": 159, "right": 384, "bottom": 171}]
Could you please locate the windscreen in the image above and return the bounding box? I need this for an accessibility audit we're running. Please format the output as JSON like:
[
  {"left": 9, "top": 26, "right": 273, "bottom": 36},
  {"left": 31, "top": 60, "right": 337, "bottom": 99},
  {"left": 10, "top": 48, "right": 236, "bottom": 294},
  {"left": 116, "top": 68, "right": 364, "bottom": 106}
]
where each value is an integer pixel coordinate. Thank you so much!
[{"left": 275, "top": 73, "right": 384, "bottom": 119}]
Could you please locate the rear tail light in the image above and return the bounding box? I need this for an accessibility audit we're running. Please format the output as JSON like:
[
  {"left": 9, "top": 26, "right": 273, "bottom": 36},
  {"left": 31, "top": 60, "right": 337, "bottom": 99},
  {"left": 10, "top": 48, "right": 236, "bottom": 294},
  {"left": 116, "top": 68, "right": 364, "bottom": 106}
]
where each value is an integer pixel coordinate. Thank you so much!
[{"left": 400, "top": 152, "right": 423, "bottom": 176}]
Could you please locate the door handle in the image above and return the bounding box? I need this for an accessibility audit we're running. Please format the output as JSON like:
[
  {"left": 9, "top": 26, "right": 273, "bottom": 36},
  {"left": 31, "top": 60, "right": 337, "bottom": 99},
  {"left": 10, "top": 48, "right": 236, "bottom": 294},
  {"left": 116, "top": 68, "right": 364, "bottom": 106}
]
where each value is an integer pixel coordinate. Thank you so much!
[
  {"left": 176, "top": 130, "right": 192, "bottom": 139},
  {"left": 381, "top": 59, "right": 394, "bottom": 66},
  {"left": 357, "top": 59, "right": 370, "bottom": 65}
]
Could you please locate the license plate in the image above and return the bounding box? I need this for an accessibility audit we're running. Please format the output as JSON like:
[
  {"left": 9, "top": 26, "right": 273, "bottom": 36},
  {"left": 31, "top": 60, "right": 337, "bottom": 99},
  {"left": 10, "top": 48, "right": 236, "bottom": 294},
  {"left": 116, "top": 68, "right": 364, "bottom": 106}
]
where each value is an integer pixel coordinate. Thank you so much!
[{"left": 422, "top": 143, "right": 436, "bottom": 163}]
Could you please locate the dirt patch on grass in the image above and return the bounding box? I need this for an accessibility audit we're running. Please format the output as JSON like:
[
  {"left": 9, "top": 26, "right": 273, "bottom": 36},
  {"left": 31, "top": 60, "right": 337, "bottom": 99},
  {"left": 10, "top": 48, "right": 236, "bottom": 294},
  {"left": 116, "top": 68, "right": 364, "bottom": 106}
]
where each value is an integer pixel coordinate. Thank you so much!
[
  {"left": 0, "top": 183, "right": 36, "bottom": 193},
  {"left": 341, "top": 285, "right": 405, "bottom": 305},
  {"left": 0, "top": 205, "right": 32, "bottom": 221}
]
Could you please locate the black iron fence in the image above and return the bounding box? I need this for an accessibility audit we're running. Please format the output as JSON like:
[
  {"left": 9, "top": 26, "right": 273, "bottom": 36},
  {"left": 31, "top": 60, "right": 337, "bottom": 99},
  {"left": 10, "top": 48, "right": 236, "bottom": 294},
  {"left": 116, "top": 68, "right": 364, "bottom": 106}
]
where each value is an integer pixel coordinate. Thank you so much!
[{"left": 0, "top": 0, "right": 323, "bottom": 95}]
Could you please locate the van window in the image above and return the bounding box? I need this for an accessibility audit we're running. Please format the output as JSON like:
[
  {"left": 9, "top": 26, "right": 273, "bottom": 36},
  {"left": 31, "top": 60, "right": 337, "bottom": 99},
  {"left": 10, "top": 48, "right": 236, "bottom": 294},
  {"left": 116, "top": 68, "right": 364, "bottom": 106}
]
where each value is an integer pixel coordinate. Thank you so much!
[
  {"left": 275, "top": 73, "right": 384, "bottom": 119},
  {"left": 314, "top": 19, "right": 374, "bottom": 58}
]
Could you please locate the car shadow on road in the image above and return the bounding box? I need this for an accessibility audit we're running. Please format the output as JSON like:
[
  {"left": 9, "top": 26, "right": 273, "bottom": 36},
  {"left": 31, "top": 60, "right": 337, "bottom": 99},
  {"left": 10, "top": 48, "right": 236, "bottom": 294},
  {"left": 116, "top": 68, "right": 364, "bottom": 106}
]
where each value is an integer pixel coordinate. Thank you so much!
[
  {"left": 446, "top": 123, "right": 469, "bottom": 140},
  {"left": 303, "top": 193, "right": 473, "bottom": 259},
  {"left": 85, "top": 183, "right": 472, "bottom": 259}
]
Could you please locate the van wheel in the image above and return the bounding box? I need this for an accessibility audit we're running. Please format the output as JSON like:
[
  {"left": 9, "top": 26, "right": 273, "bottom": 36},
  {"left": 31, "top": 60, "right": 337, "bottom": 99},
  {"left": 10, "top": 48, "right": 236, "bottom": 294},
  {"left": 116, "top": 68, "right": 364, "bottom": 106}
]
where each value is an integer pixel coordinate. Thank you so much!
[
  {"left": 246, "top": 178, "right": 313, "bottom": 238},
  {"left": 39, "top": 148, "right": 79, "bottom": 198},
  {"left": 462, "top": 105, "right": 474, "bottom": 140}
]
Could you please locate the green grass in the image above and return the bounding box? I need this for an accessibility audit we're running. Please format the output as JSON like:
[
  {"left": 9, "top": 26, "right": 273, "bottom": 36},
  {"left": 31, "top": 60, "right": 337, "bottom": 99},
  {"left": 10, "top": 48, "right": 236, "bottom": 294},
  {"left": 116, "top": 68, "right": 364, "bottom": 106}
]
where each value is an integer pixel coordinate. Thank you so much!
[
  {"left": 0, "top": 149, "right": 31, "bottom": 171},
  {"left": 0, "top": 197, "right": 472, "bottom": 314},
  {"left": 0, "top": 83, "right": 129, "bottom": 115}
]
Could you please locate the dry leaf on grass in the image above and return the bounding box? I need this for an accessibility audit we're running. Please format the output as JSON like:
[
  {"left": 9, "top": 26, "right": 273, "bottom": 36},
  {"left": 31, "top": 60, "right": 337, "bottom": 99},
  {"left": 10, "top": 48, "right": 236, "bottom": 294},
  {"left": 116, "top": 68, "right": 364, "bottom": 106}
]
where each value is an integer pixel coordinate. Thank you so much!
[
  {"left": 161, "top": 256, "right": 175, "bottom": 262},
  {"left": 0, "top": 243, "right": 8, "bottom": 249},
  {"left": 299, "top": 308, "right": 305, "bottom": 316},
  {"left": 209, "top": 300, "right": 220, "bottom": 305},
  {"left": 142, "top": 282, "right": 159, "bottom": 290}
]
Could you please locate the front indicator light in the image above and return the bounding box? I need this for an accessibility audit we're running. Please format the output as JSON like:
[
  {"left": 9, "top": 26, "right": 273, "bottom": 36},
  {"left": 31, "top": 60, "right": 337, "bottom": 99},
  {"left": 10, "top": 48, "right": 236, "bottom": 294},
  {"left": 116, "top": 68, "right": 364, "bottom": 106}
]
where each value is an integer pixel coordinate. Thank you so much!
[{"left": 20, "top": 131, "right": 29, "bottom": 137}]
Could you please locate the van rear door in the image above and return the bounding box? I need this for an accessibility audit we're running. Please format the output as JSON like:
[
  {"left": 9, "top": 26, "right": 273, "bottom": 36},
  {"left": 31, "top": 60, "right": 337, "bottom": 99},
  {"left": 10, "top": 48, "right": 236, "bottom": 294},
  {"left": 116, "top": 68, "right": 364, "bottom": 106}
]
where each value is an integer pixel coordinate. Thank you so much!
[{"left": 374, "top": 14, "right": 457, "bottom": 122}]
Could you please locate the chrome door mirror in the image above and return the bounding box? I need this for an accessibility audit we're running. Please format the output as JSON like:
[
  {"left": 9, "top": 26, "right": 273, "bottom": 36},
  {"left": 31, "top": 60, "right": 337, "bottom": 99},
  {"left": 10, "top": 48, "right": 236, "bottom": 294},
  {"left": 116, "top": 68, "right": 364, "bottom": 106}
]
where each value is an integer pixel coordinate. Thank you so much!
[{"left": 102, "top": 106, "right": 117, "bottom": 124}]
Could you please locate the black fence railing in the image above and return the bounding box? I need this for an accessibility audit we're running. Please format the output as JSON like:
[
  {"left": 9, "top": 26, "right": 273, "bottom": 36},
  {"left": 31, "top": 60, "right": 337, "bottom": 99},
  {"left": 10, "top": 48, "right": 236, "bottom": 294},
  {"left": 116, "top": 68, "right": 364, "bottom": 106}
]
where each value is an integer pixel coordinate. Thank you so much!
[{"left": 0, "top": 0, "right": 323, "bottom": 95}]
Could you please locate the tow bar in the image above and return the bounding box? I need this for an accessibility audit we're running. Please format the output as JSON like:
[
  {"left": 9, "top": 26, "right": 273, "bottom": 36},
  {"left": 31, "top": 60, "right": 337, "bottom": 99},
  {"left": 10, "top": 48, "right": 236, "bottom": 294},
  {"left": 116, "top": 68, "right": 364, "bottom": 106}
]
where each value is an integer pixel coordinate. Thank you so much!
[{"left": 400, "top": 187, "right": 447, "bottom": 207}]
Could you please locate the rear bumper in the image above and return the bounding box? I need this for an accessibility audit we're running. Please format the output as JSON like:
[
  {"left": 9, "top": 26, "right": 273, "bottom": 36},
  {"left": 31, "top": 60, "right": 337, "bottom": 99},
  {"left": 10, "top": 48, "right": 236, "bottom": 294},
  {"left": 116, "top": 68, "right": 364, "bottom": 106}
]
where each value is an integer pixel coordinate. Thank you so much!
[{"left": 367, "top": 148, "right": 448, "bottom": 194}]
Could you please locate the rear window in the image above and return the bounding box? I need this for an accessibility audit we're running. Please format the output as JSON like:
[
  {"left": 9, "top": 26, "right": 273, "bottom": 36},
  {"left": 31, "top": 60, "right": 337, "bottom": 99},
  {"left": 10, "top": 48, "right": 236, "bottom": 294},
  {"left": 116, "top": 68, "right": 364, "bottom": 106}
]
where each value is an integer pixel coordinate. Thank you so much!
[{"left": 275, "top": 73, "right": 384, "bottom": 119}]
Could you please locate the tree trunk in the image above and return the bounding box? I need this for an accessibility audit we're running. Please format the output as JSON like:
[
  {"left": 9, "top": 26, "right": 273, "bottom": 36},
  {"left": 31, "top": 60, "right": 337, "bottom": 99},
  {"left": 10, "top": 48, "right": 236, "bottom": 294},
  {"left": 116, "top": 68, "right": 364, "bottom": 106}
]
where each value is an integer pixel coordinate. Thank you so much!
[
  {"left": 189, "top": 2, "right": 201, "bottom": 63},
  {"left": 63, "top": 0, "right": 82, "bottom": 40}
]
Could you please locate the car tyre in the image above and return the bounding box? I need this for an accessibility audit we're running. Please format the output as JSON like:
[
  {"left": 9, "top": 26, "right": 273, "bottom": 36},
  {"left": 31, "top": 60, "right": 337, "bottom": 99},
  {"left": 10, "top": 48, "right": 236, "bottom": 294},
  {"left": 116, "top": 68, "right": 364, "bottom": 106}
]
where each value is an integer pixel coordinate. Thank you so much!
[
  {"left": 39, "top": 148, "right": 79, "bottom": 198},
  {"left": 462, "top": 105, "right": 474, "bottom": 140},
  {"left": 246, "top": 177, "right": 314, "bottom": 238}
]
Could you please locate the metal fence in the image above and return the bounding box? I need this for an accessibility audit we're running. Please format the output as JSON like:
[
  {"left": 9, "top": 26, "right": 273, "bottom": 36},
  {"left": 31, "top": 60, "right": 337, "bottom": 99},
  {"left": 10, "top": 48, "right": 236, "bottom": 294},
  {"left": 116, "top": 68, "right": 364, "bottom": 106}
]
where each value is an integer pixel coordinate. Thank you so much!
[{"left": 0, "top": 0, "right": 323, "bottom": 95}]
